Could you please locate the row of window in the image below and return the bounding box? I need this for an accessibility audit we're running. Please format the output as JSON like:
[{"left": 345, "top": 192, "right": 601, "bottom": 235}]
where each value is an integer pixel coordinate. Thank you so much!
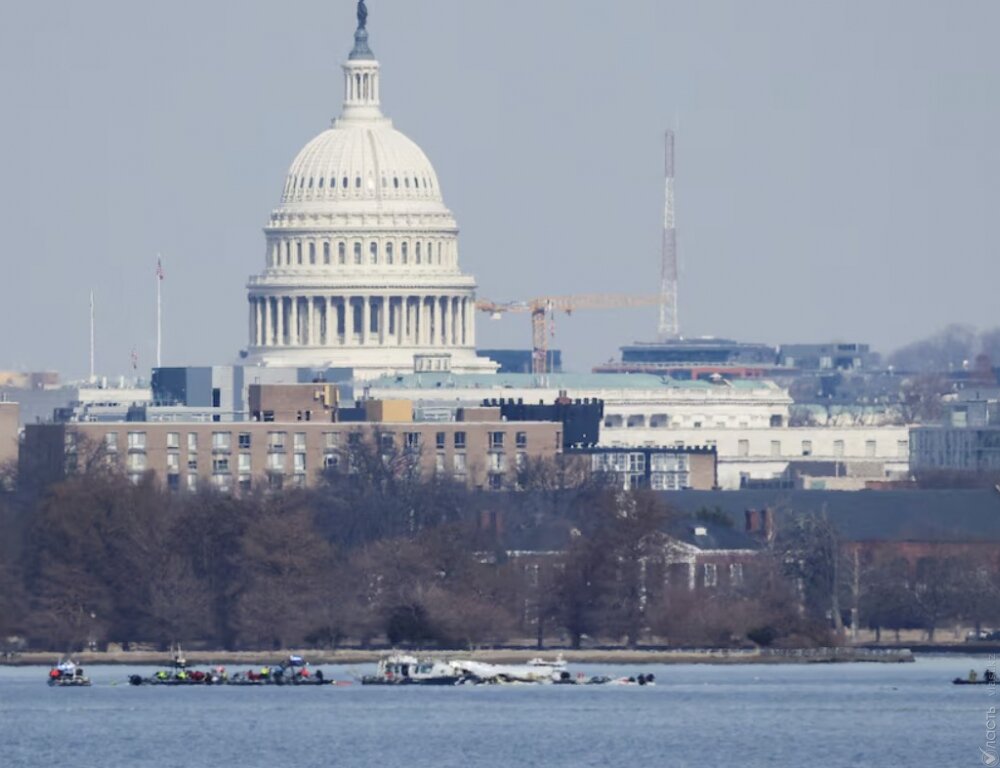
[
  {"left": 269, "top": 238, "right": 455, "bottom": 269},
  {"left": 112, "top": 430, "right": 529, "bottom": 454},
  {"left": 284, "top": 172, "right": 434, "bottom": 196},
  {"left": 604, "top": 414, "right": 781, "bottom": 429},
  {"left": 734, "top": 439, "right": 908, "bottom": 458}
]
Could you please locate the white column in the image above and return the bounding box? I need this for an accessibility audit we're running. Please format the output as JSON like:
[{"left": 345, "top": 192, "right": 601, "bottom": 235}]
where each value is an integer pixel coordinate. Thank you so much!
[
  {"left": 443, "top": 296, "right": 453, "bottom": 347},
  {"left": 307, "top": 298, "right": 316, "bottom": 346},
  {"left": 275, "top": 297, "right": 285, "bottom": 346},
  {"left": 263, "top": 298, "right": 271, "bottom": 346},
  {"left": 345, "top": 296, "right": 355, "bottom": 346},
  {"left": 326, "top": 297, "right": 335, "bottom": 346},
  {"left": 361, "top": 295, "right": 371, "bottom": 346},
  {"left": 466, "top": 297, "right": 475, "bottom": 347},
  {"left": 378, "top": 296, "right": 387, "bottom": 345}
]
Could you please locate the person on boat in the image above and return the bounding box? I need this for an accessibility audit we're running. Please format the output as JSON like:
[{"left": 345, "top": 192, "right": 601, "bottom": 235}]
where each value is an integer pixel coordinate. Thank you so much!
[
  {"left": 986, "top": 669, "right": 996, "bottom": 684},
  {"left": 969, "top": 669, "right": 979, "bottom": 682},
  {"left": 260, "top": 666, "right": 271, "bottom": 680},
  {"left": 177, "top": 669, "right": 188, "bottom": 681},
  {"left": 48, "top": 668, "right": 61, "bottom": 680},
  {"left": 155, "top": 670, "right": 169, "bottom": 681}
]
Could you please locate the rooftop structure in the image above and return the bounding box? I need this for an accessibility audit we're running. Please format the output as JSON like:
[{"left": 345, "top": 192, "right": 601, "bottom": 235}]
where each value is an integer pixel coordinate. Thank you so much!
[{"left": 242, "top": 3, "right": 494, "bottom": 378}]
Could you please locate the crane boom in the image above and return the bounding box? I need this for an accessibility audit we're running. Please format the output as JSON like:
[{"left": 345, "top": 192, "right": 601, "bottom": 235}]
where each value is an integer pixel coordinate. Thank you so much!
[{"left": 476, "top": 293, "right": 660, "bottom": 374}]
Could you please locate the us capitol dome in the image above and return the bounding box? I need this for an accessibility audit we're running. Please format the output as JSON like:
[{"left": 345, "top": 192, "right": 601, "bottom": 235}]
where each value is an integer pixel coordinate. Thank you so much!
[{"left": 243, "top": 2, "right": 496, "bottom": 377}]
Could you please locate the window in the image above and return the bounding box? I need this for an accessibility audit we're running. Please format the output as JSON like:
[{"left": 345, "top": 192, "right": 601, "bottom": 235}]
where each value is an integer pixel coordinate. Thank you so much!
[
  {"left": 166, "top": 453, "right": 180, "bottom": 473},
  {"left": 386, "top": 242, "right": 394, "bottom": 264},
  {"left": 703, "top": 563, "right": 718, "bottom": 588},
  {"left": 338, "top": 242, "right": 346, "bottom": 264},
  {"left": 268, "top": 432, "right": 287, "bottom": 451},
  {"left": 402, "top": 242, "right": 408, "bottom": 264},
  {"left": 105, "top": 432, "right": 119, "bottom": 452},
  {"left": 324, "top": 454, "right": 340, "bottom": 470},
  {"left": 187, "top": 433, "right": 198, "bottom": 453},
  {"left": 454, "top": 431, "right": 466, "bottom": 449},
  {"left": 737, "top": 439, "right": 750, "bottom": 457},
  {"left": 436, "top": 432, "right": 446, "bottom": 450},
  {"left": 489, "top": 432, "right": 505, "bottom": 450},
  {"left": 187, "top": 457, "right": 197, "bottom": 471},
  {"left": 866, "top": 440, "right": 877, "bottom": 458},
  {"left": 127, "top": 453, "right": 147, "bottom": 472},
  {"left": 324, "top": 432, "right": 340, "bottom": 449},
  {"left": 212, "top": 457, "right": 230, "bottom": 474},
  {"left": 212, "top": 432, "right": 232, "bottom": 452},
  {"left": 801, "top": 440, "right": 813, "bottom": 457},
  {"left": 296, "top": 242, "right": 302, "bottom": 265},
  {"left": 404, "top": 432, "right": 422, "bottom": 451},
  {"left": 370, "top": 242, "right": 378, "bottom": 264},
  {"left": 294, "top": 453, "right": 306, "bottom": 475},
  {"left": 516, "top": 431, "right": 527, "bottom": 449},
  {"left": 898, "top": 440, "right": 909, "bottom": 458},
  {"left": 323, "top": 242, "right": 330, "bottom": 265},
  {"left": 416, "top": 242, "right": 422, "bottom": 264},
  {"left": 453, "top": 453, "right": 467, "bottom": 474},
  {"left": 167, "top": 432, "right": 180, "bottom": 450},
  {"left": 516, "top": 452, "right": 526, "bottom": 470},
  {"left": 489, "top": 453, "right": 506, "bottom": 472},
  {"left": 267, "top": 453, "right": 286, "bottom": 472},
  {"left": 127, "top": 432, "right": 146, "bottom": 451},
  {"left": 293, "top": 433, "right": 307, "bottom": 451},
  {"left": 187, "top": 474, "right": 198, "bottom": 492},
  {"left": 770, "top": 440, "right": 781, "bottom": 457},
  {"left": 239, "top": 433, "right": 251, "bottom": 450},
  {"left": 353, "top": 242, "right": 362, "bottom": 264},
  {"left": 238, "top": 476, "right": 252, "bottom": 493},
  {"left": 729, "top": 563, "right": 744, "bottom": 586},
  {"left": 238, "top": 453, "right": 251, "bottom": 473},
  {"left": 833, "top": 440, "right": 845, "bottom": 457},
  {"left": 309, "top": 242, "right": 316, "bottom": 265},
  {"left": 435, "top": 453, "right": 445, "bottom": 473},
  {"left": 488, "top": 473, "right": 503, "bottom": 491},
  {"left": 628, "top": 453, "right": 645, "bottom": 473},
  {"left": 343, "top": 176, "right": 349, "bottom": 189}
]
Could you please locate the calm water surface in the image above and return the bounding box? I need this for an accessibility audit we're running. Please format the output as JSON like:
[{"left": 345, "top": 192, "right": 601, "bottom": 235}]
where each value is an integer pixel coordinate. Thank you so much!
[{"left": 0, "top": 656, "right": 985, "bottom": 767}]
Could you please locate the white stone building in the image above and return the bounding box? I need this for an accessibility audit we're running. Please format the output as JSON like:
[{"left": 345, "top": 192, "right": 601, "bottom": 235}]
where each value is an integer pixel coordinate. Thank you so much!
[
  {"left": 365, "top": 372, "right": 911, "bottom": 489},
  {"left": 243, "top": 7, "right": 495, "bottom": 379}
]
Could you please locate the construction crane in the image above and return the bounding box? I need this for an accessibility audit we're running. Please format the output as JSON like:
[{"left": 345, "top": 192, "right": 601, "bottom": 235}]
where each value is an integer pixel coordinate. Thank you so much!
[{"left": 476, "top": 293, "right": 661, "bottom": 374}]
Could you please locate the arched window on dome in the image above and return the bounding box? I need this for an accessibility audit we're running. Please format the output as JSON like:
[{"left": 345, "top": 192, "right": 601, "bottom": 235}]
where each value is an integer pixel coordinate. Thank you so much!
[
  {"left": 308, "top": 178, "right": 313, "bottom": 189},
  {"left": 404, "top": 177, "right": 410, "bottom": 189},
  {"left": 343, "top": 177, "right": 349, "bottom": 190},
  {"left": 393, "top": 177, "right": 399, "bottom": 189},
  {"left": 414, "top": 177, "right": 419, "bottom": 189},
  {"left": 296, "top": 242, "right": 303, "bottom": 265},
  {"left": 323, "top": 242, "right": 331, "bottom": 265},
  {"left": 401, "top": 242, "right": 408, "bottom": 264},
  {"left": 427, "top": 243, "right": 433, "bottom": 265},
  {"left": 369, "top": 242, "right": 378, "bottom": 264},
  {"left": 353, "top": 242, "right": 362, "bottom": 265},
  {"left": 284, "top": 241, "right": 291, "bottom": 266},
  {"left": 330, "top": 177, "right": 336, "bottom": 189},
  {"left": 386, "top": 242, "right": 394, "bottom": 265},
  {"left": 415, "top": 242, "right": 421, "bottom": 265},
  {"left": 319, "top": 177, "right": 324, "bottom": 189},
  {"left": 299, "top": 177, "right": 305, "bottom": 189},
  {"left": 338, "top": 242, "right": 346, "bottom": 265},
  {"left": 309, "top": 242, "right": 316, "bottom": 265},
  {"left": 355, "top": 176, "right": 361, "bottom": 190},
  {"left": 437, "top": 242, "right": 442, "bottom": 265}
]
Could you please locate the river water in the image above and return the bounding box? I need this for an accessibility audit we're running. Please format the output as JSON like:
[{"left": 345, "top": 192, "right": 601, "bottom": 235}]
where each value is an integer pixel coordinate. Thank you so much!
[{"left": 0, "top": 656, "right": 988, "bottom": 767}]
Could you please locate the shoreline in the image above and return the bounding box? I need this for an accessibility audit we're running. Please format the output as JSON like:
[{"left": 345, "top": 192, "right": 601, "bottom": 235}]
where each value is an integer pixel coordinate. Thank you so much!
[{"left": 1, "top": 647, "right": 916, "bottom": 667}]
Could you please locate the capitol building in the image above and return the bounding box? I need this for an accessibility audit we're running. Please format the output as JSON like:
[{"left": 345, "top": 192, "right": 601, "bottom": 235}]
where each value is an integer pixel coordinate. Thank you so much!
[{"left": 243, "top": 4, "right": 496, "bottom": 378}]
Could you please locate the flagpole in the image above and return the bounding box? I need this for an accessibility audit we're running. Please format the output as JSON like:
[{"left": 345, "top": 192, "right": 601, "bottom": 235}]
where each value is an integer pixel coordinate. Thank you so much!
[
  {"left": 89, "top": 290, "right": 96, "bottom": 384},
  {"left": 156, "top": 255, "right": 163, "bottom": 369}
]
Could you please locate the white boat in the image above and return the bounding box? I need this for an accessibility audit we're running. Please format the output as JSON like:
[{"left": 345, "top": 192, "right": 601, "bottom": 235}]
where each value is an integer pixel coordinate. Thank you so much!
[{"left": 362, "top": 654, "right": 469, "bottom": 686}]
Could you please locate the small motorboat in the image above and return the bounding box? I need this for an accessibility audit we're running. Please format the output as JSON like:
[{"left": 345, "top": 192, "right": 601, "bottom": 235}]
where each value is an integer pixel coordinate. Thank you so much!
[{"left": 48, "top": 660, "right": 91, "bottom": 687}]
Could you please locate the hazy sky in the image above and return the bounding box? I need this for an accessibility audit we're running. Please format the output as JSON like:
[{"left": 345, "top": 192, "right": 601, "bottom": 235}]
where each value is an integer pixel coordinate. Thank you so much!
[{"left": 1, "top": 0, "right": 997, "bottom": 378}]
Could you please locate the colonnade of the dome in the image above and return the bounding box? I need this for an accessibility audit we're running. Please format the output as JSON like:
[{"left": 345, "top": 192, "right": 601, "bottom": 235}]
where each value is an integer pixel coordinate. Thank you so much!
[{"left": 249, "top": 293, "right": 476, "bottom": 349}]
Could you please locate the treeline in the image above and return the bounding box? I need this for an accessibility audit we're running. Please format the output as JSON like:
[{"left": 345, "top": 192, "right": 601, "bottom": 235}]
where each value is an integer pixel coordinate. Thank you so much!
[{"left": 1, "top": 440, "right": 997, "bottom": 652}]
